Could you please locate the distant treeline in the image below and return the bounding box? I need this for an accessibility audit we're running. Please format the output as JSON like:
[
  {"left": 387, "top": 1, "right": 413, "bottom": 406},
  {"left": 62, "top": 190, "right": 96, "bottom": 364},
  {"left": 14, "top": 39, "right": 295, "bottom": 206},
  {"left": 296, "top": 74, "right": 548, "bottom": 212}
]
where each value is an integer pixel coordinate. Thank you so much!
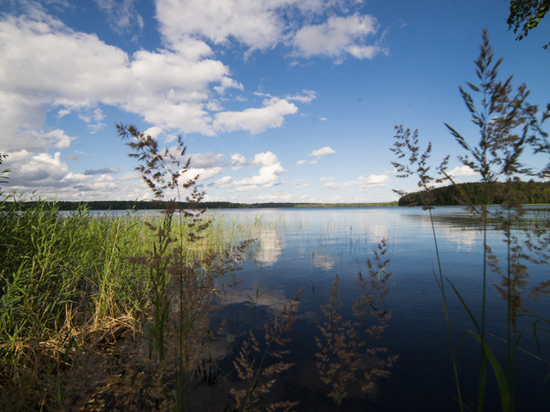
[
  {"left": 398, "top": 180, "right": 550, "bottom": 206},
  {"left": 14, "top": 200, "right": 399, "bottom": 211}
]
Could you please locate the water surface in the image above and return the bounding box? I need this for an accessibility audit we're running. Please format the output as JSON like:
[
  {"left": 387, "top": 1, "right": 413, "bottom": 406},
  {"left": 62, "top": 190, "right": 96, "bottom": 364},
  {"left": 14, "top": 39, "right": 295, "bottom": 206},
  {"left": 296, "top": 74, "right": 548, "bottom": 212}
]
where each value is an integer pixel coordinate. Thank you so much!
[{"left": 209, "top": 206, "right": 550, "bottom": 412}]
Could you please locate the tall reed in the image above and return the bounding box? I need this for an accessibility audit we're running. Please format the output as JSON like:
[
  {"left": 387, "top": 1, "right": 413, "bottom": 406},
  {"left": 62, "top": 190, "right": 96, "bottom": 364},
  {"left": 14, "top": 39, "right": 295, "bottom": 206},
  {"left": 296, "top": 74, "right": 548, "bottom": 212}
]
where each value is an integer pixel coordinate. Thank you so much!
[{"left": 391, "top": 30, "right": 549, "bottom": 412}]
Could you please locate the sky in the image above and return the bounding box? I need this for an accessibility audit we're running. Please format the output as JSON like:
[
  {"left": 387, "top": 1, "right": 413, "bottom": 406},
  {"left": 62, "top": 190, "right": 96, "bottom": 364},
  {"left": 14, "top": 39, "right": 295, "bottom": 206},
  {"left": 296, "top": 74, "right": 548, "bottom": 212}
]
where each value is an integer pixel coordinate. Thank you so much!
[{"left": 0, "top": 0, "right": 548, "bottom": 204}]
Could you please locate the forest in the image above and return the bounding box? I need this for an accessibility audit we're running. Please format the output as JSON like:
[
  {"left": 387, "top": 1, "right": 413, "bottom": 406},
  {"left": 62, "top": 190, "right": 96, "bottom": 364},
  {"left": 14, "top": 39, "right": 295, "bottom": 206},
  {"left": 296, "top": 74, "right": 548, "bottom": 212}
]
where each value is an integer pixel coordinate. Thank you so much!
[{"left": 398, "top": 180, "right": 550, "bottom": 206}]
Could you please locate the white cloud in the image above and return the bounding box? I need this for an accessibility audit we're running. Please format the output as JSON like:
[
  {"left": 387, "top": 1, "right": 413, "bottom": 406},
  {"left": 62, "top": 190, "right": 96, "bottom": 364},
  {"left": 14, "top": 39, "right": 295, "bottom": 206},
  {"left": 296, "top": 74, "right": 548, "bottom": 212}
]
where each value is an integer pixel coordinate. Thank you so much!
[
  {"left": 319, "top": 176, "right": 334, "bottom": 182},
  {"left": 144, "top": 126, "right": 163, "bottom": 139},
  {"left": 320, "top": 117, "right": 327, "bottom": 121},
  {"left": 291, "top": 14, "right": 385, "bottom": 62},
  {"left": 57, "top": 108, "right": 70, "bottom": 118},
  {"left": 448, "top": 165, "right": 479, "bottom": 177},
  {"left": 286, "top": 90, "right": 317, "bottom": 103},
  {"left": 0, "top": 2, "right": 389, "bottom": 200},
  {"left": 231, "top": 153, "right": 247, "bottom": 169},
  {"left": 94, "top": 0, "right": 144, "bottom": 33},
  {"left": 156, "top": 0, "right": 303, "bottom": 55},
  {"left": 322, "top": 173, "right": 390, "bottom": 190},
  {"left": 214, "top": 76, "right": 244, "bottom": 95},
  {"left": 213, "top": 97, "right": 298, "bottom": 134},
  {"left": 213, "top": 175, "right": 232, "bottom": 188},
  {"left": 232, "top": 151, "right": 285, "bottom": 188},
  {"left": 181, "top": 166, "right": 223, "bottom": 182},
  {"left": 234, "top": 185, "right": 258, "bottom": 192},
  {"left": 297, "top": 160, "right": 307, "bottom": 166},
  {"left": 7, "top": 151, "right": 68, "bottom": 187},
  {"left": 0, "top": 11, "right": 276, "bottom": 156},
  {"left": 188, "top": 152, "right": 226, "bottom": 168},
  {"left": 155, "top": 0, "right": 386, "bottom": 64},
  {"left": 309, "top": 146, "right": 335, "bottom": 157},
  {"left": 357, "top": 174, "right": 390, "bottom": 184}
]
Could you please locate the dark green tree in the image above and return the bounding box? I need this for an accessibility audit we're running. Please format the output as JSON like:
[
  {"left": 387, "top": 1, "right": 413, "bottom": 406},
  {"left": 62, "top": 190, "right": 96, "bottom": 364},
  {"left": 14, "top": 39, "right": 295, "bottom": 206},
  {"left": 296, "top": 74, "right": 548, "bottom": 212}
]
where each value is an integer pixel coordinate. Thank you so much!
[{"left": 507, "top": 0, "right": 550, "bottom": 49}]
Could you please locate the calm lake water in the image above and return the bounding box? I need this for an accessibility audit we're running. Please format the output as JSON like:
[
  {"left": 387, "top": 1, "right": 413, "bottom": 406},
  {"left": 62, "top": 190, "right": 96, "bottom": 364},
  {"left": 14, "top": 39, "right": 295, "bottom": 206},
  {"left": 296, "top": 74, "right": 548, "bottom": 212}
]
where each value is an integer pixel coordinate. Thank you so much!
[
  {"left": 84, "top": 205, "right": 550, "bottom": 410},
  {"left": 205, "top": 206, "right": 550, "bottom": 412}
]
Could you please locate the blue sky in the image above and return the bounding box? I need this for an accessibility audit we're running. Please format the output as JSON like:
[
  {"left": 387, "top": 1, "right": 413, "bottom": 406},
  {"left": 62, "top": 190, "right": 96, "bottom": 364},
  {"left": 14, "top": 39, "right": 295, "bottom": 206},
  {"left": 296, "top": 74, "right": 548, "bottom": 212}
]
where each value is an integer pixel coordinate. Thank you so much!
[{"left": 0, "top": 0, "right": 548, "bottom": 203}]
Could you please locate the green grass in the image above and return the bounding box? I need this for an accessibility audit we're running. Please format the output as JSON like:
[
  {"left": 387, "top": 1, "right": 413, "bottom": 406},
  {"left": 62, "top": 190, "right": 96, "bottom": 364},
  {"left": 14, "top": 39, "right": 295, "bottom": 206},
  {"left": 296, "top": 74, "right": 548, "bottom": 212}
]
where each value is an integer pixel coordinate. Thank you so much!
[{"left": 0, "top": 195, "right": 265, "bottom": 410}]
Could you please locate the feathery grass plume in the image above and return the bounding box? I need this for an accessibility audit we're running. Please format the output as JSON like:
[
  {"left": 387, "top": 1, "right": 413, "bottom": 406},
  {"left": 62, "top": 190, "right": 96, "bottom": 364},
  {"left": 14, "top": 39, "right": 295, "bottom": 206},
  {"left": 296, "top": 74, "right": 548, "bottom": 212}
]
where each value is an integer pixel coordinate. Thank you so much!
[
  {"left": 390, "top": 125, "right": 450, "bottom": 208},
  {"left": 444, "top": 30, "right": 549, "bottom": 412},
  {"left": 230, "top": 287, "right": 304, "bottom": 412},
  {"left": 316, "top": 239, "right": 397, "bottom": 410},
  {"left": 117, "top": 124, "right": 266, "bottom": 411},
  {"left": 0, "top": 153, "right": 9, "bottom": 195},
  {"left": 391, "top": 30, "right": 549, "bottom": 412}
]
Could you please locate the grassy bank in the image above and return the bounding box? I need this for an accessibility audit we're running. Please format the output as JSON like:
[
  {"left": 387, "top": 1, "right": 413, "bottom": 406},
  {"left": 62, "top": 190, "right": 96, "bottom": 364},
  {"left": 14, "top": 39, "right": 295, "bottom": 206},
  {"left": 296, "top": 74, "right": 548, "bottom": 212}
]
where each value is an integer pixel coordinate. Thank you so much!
[{"left": 0, "top": 195, "right": 262, "bottom": 410}]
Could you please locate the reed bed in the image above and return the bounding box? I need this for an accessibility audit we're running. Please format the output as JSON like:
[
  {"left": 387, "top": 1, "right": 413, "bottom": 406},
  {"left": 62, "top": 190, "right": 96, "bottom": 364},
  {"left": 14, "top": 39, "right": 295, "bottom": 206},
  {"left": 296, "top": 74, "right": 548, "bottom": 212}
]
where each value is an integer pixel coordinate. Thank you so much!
[{"left": 0, "top": 196, "right": 264, "bottom": 411}]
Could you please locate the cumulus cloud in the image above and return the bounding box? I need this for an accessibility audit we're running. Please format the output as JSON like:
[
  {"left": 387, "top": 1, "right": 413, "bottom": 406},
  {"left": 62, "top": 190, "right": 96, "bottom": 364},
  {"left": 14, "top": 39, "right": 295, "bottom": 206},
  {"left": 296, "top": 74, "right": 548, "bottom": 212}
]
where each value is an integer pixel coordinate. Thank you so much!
[
  {"left": 319, "top": 176, "right": 334, "bottom": 182},
  {"left": 309, "top": 146, "right": 335, "bottom": 157},
  {"left": 156, "top": 0, "right": 317, "bottom": 55},
  {"left": 322, "top": 174, "right": 390, "bottom": 190},
  {"left": 231, "top": 153, "right": 247, "bottom": 169},
  {"left": 0, "top": 2, "right": 389, "bottom": 200},
  {"left": 232, "top": 151, "right": 285, "bottom": 188},
  {"left": 155, "top": 0, "right": 387, "bottom": 63},
  {"left": 213, "top": 97, "right": 298, "bottom": 134},
  {"left": 447, "top": 165, "right": 479, "bottom": 177},
  {"left": 7, "top": 151, "right": 68, "bottom": 187},
  {"left": 144, "top": 126, "right": 163, "bottom": 139},
  {"left": 296, "top": 160, "right": 307, "bottom": 166},
  {"left": 188, "top": 152, "right": 225, "bottom": 168},
  {"left": 291, "top": 14, "right": 386, "bottom": 62},
  {"left": 212, "top": 175, "right": 232, "bottom": 188},
  {"left": 181, "top": 167, "right": 223, "bottom": 182},
  {"left": 0, "top": 10, "right": 288, "bottom": 157}
]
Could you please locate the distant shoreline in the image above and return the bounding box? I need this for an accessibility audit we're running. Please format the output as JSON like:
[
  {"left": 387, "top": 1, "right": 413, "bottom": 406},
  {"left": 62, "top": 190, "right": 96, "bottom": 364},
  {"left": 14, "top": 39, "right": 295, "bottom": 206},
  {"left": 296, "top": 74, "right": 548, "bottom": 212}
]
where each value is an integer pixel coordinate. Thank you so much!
[{"left": 12, "top": 200, "right": 400, "bottom": 211}]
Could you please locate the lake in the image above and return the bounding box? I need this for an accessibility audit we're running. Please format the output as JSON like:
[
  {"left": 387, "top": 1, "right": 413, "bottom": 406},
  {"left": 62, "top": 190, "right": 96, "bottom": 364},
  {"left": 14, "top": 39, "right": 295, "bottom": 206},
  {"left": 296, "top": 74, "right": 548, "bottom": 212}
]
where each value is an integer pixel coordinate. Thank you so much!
[{"left": 202, "top": 206, "right": 550, "bottom": 412}]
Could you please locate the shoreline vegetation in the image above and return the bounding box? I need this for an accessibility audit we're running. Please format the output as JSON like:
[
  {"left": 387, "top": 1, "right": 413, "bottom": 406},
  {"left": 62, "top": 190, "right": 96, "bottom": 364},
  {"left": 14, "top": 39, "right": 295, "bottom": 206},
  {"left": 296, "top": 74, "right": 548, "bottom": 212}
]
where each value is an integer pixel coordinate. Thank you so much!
[
  {"left": 11, "top": 179, "right": 550, "bottom": 211},
  {"left": 399, "top": 181, "right": 550, "bottom": 207},
  {"left": 11, "top": 200, "right": 399, "bottom": 210}
]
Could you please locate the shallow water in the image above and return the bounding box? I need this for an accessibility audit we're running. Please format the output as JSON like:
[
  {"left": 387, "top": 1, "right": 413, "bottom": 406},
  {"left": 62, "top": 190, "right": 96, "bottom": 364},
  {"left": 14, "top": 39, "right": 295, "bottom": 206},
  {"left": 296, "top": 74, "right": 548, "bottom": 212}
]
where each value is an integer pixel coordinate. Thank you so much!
[{"left": 208, "top": 206, "right": 550, "bottom": 412}]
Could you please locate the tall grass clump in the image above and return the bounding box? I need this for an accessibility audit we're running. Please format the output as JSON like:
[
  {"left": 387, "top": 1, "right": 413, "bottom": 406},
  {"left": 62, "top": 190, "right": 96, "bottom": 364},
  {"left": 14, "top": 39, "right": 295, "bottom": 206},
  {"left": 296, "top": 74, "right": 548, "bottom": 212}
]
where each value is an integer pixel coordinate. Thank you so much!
[
  {"left": 109, "top": 124, "right": 259, "bottom": 411},
  {"left": 391, "top": 30, "right": 549, "bottom": 411},
  {"left": 0, "top": 195, "right": 151, "bottom": 409},
  {"left": 0, "top": 129, "right": 257, "bottom": 410}
]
